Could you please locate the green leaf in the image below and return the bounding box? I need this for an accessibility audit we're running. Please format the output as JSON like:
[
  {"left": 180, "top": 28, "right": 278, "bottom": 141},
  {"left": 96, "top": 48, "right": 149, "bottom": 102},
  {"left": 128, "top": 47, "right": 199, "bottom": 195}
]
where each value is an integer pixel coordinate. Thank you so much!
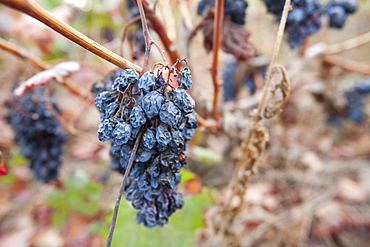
[
  {"left": 8, "top": 149, "right": 28, "bottom": 167},
  {"left": 46, "top": 169, "right": 102, "bottom": 225},
  {"left": 88, "top": 222, "right": 106, "bottom": 234},
  {"left": 52, "top": 209, "right": 67, "bottom": 227},
  {"left": 65, "top": 170, "right": 89, "bottom": 192},
  {"left": 179, "top": 169, "right": 196, "bottom": 185},
  {"left": 46, "top": 190, "right": 68, "bottom": 210},
  {"left": 192, "top": 146, "right": 223, "bottom": 165},
  {"left": 0, "top": 174, "right": 14, "bottom": 184},
  {"left": 84, "top": 183, "right": 102, "bottom": 200},
  {"left": 109, "top": 190, "right": 213, "bottom": 247}
]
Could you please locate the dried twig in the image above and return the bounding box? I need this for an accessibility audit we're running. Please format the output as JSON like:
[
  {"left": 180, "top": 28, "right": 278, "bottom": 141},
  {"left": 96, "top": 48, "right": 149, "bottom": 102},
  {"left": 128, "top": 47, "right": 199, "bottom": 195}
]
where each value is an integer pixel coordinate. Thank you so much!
[
  {"left": 216, "top": 0, "right": 292, "bottom": 245},
  {"left": 323, "top": 54, "right": 370, "bottom": 75},
  {"left": 0, "top": 0, "right": 142, "bottom": 72},
  {"left": 52, "top": 108, "right": 107, "bottom": 149},
  {"left": 138, "top": 0, "right": 180, "bottom": 64},
  {"left": 119, "top": 15, "right": 142, "bottom": 58},
  {"left": 0, "top": 38, "right": 93, "bottom": 100},
  {"left": 137, "top": 0, "right": 168, "bottom": 72},
  {"left": 0, "top": 37, "right": 49, "bottom": 70},
  {"left": 210, "top": 0, "right": 224, "bottom": 122},
  {"left": 325, "top": 31, "right": 370, "bottom": 55},
  {"left": 196, "top": 112, "right": 219, "bottom": 129},
  {"left": 106, "top": 128, "right": 145, "bottom": 247}
]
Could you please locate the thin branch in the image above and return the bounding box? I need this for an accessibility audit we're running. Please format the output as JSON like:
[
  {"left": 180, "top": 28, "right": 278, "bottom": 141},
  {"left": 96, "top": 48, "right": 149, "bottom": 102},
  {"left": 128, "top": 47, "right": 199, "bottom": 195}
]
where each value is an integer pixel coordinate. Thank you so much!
[
  {"left": 119, "top": 15, "right": 142, "bottom": 57},
  {"left": 218, "top": 0, "right": 291, "bottom": 245},
  {"left": 0, "top": 37, "right": 49, "bottom": 70},
  {"left": 0, "top": 38, "right": 93, "bottom": 99},
  {"left": 210, "top": 0, "right": 224, "bottom": 122},
  {"left": 139, "top": 0, "right": 180, "bottom": 64},
  {"left": 323, "top": 54, "right": 370, "bottom": 75},
  {"left": 257, "top": 0, "right": 291, "bottom": 113},
  {"left": 137, "top": 0, "right": 167, "bottom": 72},
  {"left": 106, "top": 128, "right": 145, "bottom": 247},
  {"left": 68, "top": 97, "right": 95, "bottom": 126},
  {"left": 196, "top": 112, "right": 219, "bottom": 129},
  {"left": 0, "top": 37, "right": 92, "bottom": 99},
  {"left": 0, "top": 0, "right": 142, "bottom": 72},
  {"left": 52, "top": 109, "right": 108, "bottom": 149},
  {"left": 326, "top": 31, "right": 370, "bottom": 55}
]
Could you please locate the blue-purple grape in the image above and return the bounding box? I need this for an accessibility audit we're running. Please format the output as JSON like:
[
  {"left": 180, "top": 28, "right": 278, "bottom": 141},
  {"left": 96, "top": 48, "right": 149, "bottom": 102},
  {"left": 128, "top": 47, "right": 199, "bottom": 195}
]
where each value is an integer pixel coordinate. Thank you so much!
[{"left": 93, "top": 67, "right": 197, "bottom": 227}]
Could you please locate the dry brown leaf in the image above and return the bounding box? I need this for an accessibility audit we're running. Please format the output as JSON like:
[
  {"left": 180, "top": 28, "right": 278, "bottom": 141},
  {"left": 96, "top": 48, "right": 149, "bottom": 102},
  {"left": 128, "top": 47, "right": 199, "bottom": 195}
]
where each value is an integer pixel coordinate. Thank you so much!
[
  {"left": 335, "top": 177, "right": 368, "bottom": 203},
  {"left": 14, "top": 61, "right": 80, "bottom": 96},
  {"left": 200, "top": 13, "right": 256, "bottom": 61},
  {"left": 245, "top": 182, "right": 278, "bottom": 213},
  {"left": 301, "top": 151, "right": 324, "bottom": 172},
  {"left": 263, "top": 65, "right": 290, "bottom": 119}
]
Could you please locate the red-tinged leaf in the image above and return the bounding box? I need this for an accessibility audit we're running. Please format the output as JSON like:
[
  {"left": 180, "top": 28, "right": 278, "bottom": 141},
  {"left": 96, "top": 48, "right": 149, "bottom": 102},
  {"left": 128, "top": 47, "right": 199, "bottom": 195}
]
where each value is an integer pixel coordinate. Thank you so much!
[
  {"left": 0, "top": 162, "right": 7, "bottom": 175},
  {"left": 0, "top": 151, "right": 7, "bottom": 175},
  {"left": 335, "top": 177, "right": 368, "bottom": 203},
  {"left": 14, "top": 61, "right": 80, "bottom": 96},
  {"left": 184, "top": 177, "right": 202, "bottom": 195},
  {"left": 312, "top": 201, "right": 347, "bottom": 238}
]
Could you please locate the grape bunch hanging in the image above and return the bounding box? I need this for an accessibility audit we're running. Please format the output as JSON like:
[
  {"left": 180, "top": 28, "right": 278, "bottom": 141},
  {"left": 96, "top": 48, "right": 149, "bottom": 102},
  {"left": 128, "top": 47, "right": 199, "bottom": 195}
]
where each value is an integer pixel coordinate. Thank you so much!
[
  {"left": 197, "top": 0, "right": 249, "bottom": 25},
  {"left": 344, "top": 77, "right": 370, "bottom": 123},
  {"left": 5, "top": 86, "right": 66, "bottom": 183},
  {"left": 262, "top": 0, "right": 358, "bottom": 48},
  {"left": 94, "top": 65, "right": 197, "bottom": 227}
]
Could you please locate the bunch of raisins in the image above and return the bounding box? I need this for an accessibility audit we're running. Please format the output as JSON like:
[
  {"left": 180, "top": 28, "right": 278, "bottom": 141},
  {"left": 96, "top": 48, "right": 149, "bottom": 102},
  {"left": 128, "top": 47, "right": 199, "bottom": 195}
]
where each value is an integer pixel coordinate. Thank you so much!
[
  {"left": 5, "top": 86, "right": 66, "bottom": 183},
  {"left": 94, "top": 66, "right": 197, "bottom": 227}
]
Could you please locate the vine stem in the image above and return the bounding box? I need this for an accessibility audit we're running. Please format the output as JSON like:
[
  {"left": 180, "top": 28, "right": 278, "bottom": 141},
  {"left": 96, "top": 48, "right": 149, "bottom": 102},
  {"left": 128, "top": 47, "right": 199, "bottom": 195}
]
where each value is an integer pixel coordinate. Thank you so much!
[
  {"left": 211, "top": 0, "right": 224, "bottom": 122},
  {"left": 257, "top": 0, "right": 291, "bottom": 113},
  {"left": 106, "top": 128, "right": 145, "bottom": 247},
  {"left": 0, "top": 0, "right": 142, "bottom": 72},
  {"left": 323, "top": 54, "right": 370, "bottom": 75},
  {"left": 136, "top": 0, "right": 167, "bottom": 73},
  {"left": 139, "top": 0, "right": 180, "bottom": 64},
  {"left": 326, "top": 31, "right": 370, "bottom": 54},
  {"left": 119, "top": 15, "right": 142, "bottom": 58},
  {"left": 0, "top": 37, "right": 49, "bottom": 70},
  {"left": 0, "top": 37, "right": 92, "bottom": 99},
  {"left": 219, "top": 0, "right": 291, "bottom": 244}
]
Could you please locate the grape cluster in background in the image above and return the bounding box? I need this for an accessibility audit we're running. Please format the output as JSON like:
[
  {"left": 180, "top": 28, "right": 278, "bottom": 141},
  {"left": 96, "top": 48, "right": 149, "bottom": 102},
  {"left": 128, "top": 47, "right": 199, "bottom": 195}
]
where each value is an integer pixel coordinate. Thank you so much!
[
  {"left": 324, "top": 0, "right": 358, "bottom": 28},
  {"left": 197, "top": 0, "right": 249, "bottom": 25},
  {"left": 221, "top": 57, "right": 266, "bottom": 102},
  {"left": 4, "top": 86, "right": 66, "bottom": 183},
  {"left": 262, "top": 0, "right": 358, "bottom": 48},
  {"left": 344, "top": 77, "right": 370, "bottom": 123},
  {"left": 93, "top": 66, "right": 197, "bottom": 227},
  {"left": 125, "top": 0, "right": 146, "bottom": 59}
]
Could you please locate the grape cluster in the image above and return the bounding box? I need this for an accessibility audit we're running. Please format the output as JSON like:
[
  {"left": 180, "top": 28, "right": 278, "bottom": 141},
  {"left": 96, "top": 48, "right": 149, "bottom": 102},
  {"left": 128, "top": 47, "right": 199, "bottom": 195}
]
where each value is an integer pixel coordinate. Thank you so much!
[
  {"left": 344, "top": 78, "right": 370, "bottom": 123},
  {"left": 197, "top": 0, "right": 249, "bottom": 25},
  {"left": 222, "top": 57, "right": 265, "bottom": 101},
  {"left": 94, "top": 67, "right": 197, "bottom": 227},
  {"left": 263, "top": 0, "right": 322, "bottom": 48},
  {"left": 126, "top": 0, "right": 146, "bottom": 58},
  {"left": 262, "top": 0, "right": 358, "bottom": 48},
  {"left": 5, "top": 86, "right": 66, "bottom": 183},
  {"left": 323, "top": 0, "right": 357, "bottom": 28}
]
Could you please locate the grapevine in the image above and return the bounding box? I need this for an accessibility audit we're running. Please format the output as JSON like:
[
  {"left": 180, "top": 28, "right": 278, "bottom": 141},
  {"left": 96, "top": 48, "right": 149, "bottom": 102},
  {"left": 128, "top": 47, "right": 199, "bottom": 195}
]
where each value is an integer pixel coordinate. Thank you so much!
[
  {"left": 5, "top": 86, "right": 66, "bottom": 183},
  {"left": 0, "top": 0, "right": 369, "bottom": 247},
  {"left": 94, "top": 63, "right": 197, "bottom": 228}
]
